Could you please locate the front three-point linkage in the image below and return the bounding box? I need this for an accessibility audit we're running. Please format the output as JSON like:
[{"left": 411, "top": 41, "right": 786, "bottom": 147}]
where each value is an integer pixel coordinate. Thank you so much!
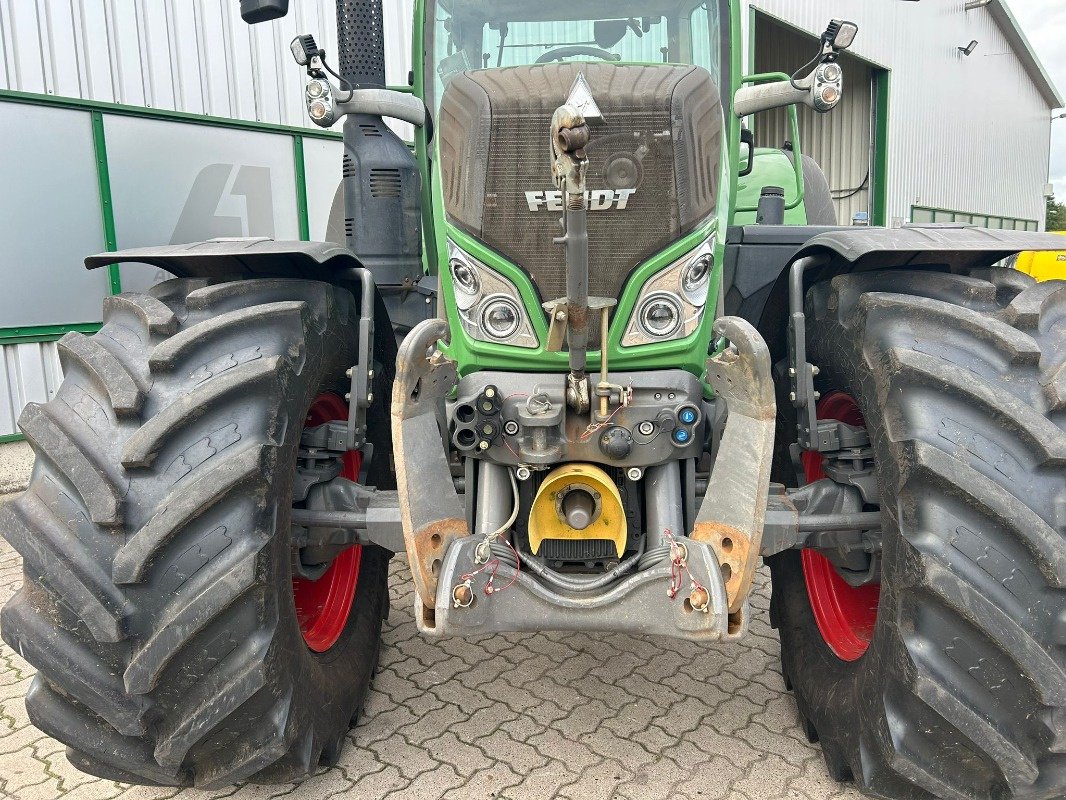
[{"left": 542, "top": 104, "right": 628, "bottom": 422}]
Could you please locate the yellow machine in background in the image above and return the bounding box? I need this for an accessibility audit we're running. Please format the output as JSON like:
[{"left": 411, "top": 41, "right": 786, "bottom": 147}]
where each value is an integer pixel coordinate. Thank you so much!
[{"left": 1015, "top": 231, "right": 1066, "bottom": 280}]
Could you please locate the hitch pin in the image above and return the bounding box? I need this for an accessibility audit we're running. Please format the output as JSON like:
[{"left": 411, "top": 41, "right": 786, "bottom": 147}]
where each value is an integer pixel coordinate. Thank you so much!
[{"left": 452, "top": 579, "right": 474, "bottom": 608}]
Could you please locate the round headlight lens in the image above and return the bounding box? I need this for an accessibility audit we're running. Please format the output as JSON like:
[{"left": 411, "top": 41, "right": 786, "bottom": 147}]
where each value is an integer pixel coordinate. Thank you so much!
[
  {"left": 450, "top": 258, "right": 481, "bottom": 296},
  {"left": 821, "top": 63, "right": 842, "bottom": 83},
  {"left": 638, "top": 294, "right": 682, "bottom": 338},
  {"left": 481, "top": 297, "right": 521, "bottom": 340},
  {"left": 307, "top": 80, "right": 328, "bottom": 99},
  {"left": 681, "top": 254, "right": 711, "bottom": 303}
]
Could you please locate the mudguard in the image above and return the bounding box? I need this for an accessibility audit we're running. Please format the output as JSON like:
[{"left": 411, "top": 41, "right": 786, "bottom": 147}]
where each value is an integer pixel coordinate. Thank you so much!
[
  {"left": 789, "top": 224, "right": 1066, "bottom": 272},
  {"left": 727, "top": 224, "right": 1066, "bottom": 356},
  {"left": 84, "top": 237, "right": 361, "bottom": 280}
]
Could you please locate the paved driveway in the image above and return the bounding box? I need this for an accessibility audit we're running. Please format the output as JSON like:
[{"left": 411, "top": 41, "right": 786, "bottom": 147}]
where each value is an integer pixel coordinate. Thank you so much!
[{"left": 0, "top": 483, "right": 862, "bottom": 800}]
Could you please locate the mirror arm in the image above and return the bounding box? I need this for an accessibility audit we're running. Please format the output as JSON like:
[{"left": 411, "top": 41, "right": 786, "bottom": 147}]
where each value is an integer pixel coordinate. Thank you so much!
[
  {"left": 734, "top": 76, "right": 813, "bottom": 118},
  {"left": 333, "top": 88, "right": 427, "bottom": 128}
]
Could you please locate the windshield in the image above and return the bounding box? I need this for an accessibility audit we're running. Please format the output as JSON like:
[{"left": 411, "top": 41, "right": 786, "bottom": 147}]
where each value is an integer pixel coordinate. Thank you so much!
[{"left": 425, "top": 0, "right": 729, "bottom": 115}]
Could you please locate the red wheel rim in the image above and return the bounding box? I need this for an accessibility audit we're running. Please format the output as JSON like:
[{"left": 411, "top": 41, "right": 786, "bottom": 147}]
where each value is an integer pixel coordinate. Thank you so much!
[
  {"left": 292, "top": 393, "right": 362, "bottom": 653},
  {"left": 800, "top": 392, "right": 880, "bottom": 662}
]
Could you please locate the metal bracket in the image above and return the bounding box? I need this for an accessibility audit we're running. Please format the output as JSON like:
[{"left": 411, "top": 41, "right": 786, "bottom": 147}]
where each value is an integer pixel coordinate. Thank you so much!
[
  {"left": 787, "top": 256, "right": 827, "bottom": 450},
  {"left": 292, "top": 480, "right": 404, "bottom": 553},
  {"left": 392, "top": 319, "right": 470, "bottom": 611},
  {"left": 426, "top": 535, "right": 740, "bottom": 641},
  {"left": 762, "top": 481, "right": 881, "bottom": 555},
  {"left": 693, "top": 316, "right": 776, "bottom": 614},
  {"left": 812, "top": 419, "right": 868, "bottom": 452},
  {"left": 345, "top": 269, "right": 377, "bottom": 451}
]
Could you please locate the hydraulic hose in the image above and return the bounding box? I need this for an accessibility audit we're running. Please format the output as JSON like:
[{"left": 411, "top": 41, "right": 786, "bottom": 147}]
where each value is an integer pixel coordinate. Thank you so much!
[{"left": 512, "top": 539, "right": 645, "bottom": 593}]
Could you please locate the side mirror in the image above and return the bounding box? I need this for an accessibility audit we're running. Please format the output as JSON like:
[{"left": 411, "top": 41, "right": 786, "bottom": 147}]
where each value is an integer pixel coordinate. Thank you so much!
[
  {"left": 594, "top": 20, "right": 629, "bottom": 48},
  {"left": 240, "top": 0, "right": 289, "bottom": 24}
]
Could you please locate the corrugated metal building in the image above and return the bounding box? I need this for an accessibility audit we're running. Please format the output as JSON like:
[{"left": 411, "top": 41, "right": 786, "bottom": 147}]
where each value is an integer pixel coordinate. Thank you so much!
[
  {"left": 747, "top": 1, "right": 1061, "bottom": 229},
  {"left": 0, "top": 0, "right": 1060, "bottom": 438},
  {"left": 0, "top": 0, "right": 415, "bottom": 438}
]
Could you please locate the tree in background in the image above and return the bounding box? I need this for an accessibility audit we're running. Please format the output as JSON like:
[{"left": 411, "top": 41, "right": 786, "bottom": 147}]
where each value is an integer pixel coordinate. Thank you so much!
[{"left": 1048, "top": 195, "right": 1066, "bottom": 231}]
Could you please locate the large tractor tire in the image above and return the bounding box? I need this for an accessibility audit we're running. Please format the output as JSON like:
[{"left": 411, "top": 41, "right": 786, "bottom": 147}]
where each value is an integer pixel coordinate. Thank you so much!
[
  {"left": 0, "top": 278, "right": 390, "bottom": 787},
  {"left": 769, "top": 269, "right": 1066, "bottom": 799}
]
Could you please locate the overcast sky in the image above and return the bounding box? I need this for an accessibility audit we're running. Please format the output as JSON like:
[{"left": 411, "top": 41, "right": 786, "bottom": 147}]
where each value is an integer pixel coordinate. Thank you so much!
[{"left": 1010, "top": 0, "right": 1066, "bottom": 201}]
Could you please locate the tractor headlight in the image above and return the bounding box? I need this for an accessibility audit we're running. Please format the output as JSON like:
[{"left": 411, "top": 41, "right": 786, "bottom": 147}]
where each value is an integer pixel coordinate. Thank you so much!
[
  {"left": 449, "top": 257, "right": 481, "bottom": 308},
  {"left": 481, "top": 297, "right": 522, "bottom": 339},
  {"left": 638, "top": 294, "right": 683, "bottom": 338},
  {"left": 448, "top": 241, "right": 538, "bottom": 348},
  {"left": 622, "top": 234, "right": 715, "bottom": 346},
  {"left": 681, "top": 254, "right": 712, "bottom": 303}
]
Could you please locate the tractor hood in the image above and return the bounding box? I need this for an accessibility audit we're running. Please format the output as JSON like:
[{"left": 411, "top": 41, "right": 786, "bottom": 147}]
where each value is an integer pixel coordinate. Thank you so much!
[{"left": 438, "top": 62, "right": 723, "bottom": 303}]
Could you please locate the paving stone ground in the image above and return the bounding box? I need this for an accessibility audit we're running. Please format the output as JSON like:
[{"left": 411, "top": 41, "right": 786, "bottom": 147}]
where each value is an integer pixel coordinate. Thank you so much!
[{"left": 0, "top": 481, "right": 862, "bottom": 800}]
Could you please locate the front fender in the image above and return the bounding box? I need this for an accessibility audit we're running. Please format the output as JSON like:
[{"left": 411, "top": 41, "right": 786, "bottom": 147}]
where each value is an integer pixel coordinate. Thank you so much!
[
  {"left": 725, "top": 224, "right": 1066, "bottom": 368},
  {"left": 84, "top": 237, "right": 361, "bottom": 281}
]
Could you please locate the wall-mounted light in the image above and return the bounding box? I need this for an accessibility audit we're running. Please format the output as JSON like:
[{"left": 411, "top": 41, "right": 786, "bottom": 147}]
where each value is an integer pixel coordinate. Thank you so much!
[{"left": 958, "top": 40, "right": 979, "bottom": 56}]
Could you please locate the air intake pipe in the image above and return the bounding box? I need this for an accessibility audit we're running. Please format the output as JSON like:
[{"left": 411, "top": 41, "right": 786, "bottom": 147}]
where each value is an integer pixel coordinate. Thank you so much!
[
  {"left": 333, "top": 0, "right": 422, "bottom": 290},
  {"left": 240, "top": 0, "right": 423, "bottom": 297}
]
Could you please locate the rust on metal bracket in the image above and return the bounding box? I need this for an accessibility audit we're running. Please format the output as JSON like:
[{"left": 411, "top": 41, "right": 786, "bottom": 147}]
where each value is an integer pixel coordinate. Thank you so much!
[
  {"left": 392, "top": 319, "right": 470, "bottom": 609},
  {"left": 692, "top": 520, "right": 751, "bottom": 609},
  {"left": 693, "top": 316, "right": 775, "bottom": 613}
]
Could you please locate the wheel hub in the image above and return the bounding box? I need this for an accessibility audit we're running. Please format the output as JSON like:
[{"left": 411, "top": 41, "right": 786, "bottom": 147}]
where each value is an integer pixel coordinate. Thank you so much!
[
  {"left": 800, "top": 392, "right": 881, "bottom": 662},
  {"left": 292, "top": 393, "right": 363, "bottom": 653}
]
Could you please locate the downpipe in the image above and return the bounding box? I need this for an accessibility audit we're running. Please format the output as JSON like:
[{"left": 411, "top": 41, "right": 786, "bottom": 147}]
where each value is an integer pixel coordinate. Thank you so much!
[{"left": 644, "top": 461, "right": 683, "bottom": 552}]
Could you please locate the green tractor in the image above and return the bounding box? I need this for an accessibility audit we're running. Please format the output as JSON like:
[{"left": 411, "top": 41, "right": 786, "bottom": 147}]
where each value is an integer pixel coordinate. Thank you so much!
[{"left": 4, "top": 0, "right": 1066, "bottom": 796}]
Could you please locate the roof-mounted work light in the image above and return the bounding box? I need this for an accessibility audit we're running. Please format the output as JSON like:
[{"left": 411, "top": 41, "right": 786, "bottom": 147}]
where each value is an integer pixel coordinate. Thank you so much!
[
  {"left": 824, "top": 20, "right": 859, "bottom": 53},
  {"left": 290, "top": 35, "right": 324, "bottom": 68}
]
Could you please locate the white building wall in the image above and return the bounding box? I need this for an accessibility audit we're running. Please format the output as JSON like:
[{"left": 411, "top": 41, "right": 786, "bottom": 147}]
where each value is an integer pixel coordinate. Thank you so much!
[
  {"left": 746, "top": 0, "right": 1053, "bottom": 228},
  {"left": 0, "top": 0, "right": 1051, "bottom": 226},
  {"left": 0, "top": 0, "right": 414, "bottom": 124},
  {"left": 0, "top": 0, "right": 414, "bottom": 437},
  {"left": 0, "top": 342, "right": 62, "bottom": 437}
]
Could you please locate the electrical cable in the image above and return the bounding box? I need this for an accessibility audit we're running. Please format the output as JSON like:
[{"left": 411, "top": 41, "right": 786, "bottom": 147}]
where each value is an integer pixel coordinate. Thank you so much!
[
  {"left": 831, "top": 171, "right": 870, "bottom": 199},
  {"left": 789, "top": 49, "right": 823, "bottom": 90},
  {"left": 515, "top": 542, "right": 644, "bottom": 592},
  {"left": 464, "top": 469, "right": 522, "bottom": 597},
  {"left": 321, "top": 58, "right": 355, "bottom": 101},
  {"left": 637, "top": 545, "right": 675, "bottom": 571},
  {"left": 474, "top": 468, "right": 520, "bottom": 554}
]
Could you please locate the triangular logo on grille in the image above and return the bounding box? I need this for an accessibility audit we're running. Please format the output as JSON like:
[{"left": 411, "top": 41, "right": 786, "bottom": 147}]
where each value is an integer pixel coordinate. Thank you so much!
[{"left": 566, "top": 73, "right": 604, "bottom": 121}]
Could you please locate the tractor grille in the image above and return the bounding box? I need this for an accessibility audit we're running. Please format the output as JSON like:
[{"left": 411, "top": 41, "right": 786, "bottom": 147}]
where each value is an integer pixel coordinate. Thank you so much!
[
  {"left": 482, "top": 108, "right": 676, "bottom": 302},
  {"left": 439, "top": 63, "right": 722, "bottom": 305}
]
